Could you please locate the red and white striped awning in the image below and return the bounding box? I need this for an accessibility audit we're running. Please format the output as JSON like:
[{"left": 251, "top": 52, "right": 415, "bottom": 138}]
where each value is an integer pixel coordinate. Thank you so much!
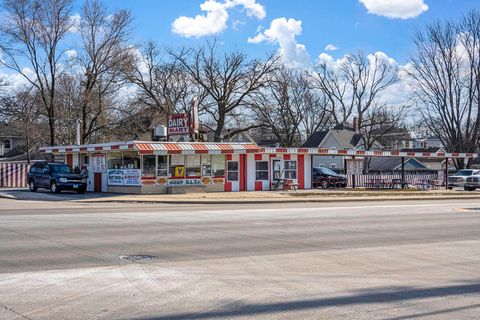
[
  {"left": 135, "top": 142, "right": 261, "bottom": 155},
  {"left": 40, "top": 141, "right": 477, "bottom": 159}
]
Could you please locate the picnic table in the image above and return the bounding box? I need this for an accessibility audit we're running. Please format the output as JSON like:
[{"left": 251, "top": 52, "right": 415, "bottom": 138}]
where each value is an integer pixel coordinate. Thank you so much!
[
  {"left": 365, "top": 178, "right": 392, "bottom": 189},
  {"left": 415, "top": 179, "right": 438, "bottom": 190},
  {"left": 272, "top": 178, "right": 298, "bottom": 191}
]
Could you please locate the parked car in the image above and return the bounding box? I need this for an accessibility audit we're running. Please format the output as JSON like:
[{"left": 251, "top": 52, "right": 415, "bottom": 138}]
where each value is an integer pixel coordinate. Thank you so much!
[
  {"left": 447, "top": 169, "right": 480, "bottom": 190},
  {"left": 28, "top": 162, "right": 87, "bottom": 193},
  {"left": 464, "top": 174, "right": 480, "bottom": 191},
  {"left": 312, "top": 167, "right": 348, "bottom": 189}
]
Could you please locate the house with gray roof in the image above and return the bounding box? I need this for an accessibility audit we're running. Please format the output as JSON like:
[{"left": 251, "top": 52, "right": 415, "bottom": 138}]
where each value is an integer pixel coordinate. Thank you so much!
[{"left": 303, "top": 123, "right": 365, "bottom": 172}]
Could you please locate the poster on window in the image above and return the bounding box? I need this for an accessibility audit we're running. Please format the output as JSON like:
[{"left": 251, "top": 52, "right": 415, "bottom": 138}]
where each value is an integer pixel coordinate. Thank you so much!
[
  {"left": 123, "top": 169, "right": 142, "bottom": 186},
  {"left": 107, "top": 169, "right": 141, "bottom": 186},
  {"left": 107, "top": 170, "right": 124, "bottom": 185},
  {"left": 168, "top": 113, "right": 190, "bottom": 135},
  {"left": 92, "top": 154, "right": 106, "bottom": 173}
]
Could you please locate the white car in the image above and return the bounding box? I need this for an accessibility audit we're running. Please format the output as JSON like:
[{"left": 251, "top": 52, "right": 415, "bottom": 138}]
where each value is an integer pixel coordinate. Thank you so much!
[
  {"left": 448, "top": 169, "right": 480, "bottom": 190},
  {"left": 464, "top": 174, "right": 480, "bottom": 191}
]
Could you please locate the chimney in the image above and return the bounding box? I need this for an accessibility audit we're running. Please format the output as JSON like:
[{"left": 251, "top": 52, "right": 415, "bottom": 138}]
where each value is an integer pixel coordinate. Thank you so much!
[{"left": 353, "top": 117, "right": 358, "bottom": 132}]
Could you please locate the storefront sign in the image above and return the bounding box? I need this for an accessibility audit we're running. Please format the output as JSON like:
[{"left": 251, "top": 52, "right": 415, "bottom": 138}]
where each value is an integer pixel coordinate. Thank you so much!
[
  {"left": 124, "top": 169, "right": 141, "bottom": 186},
  {"left": 212, "top": 178, "right": 225, "bottom": 184},
  {"left": 107, "top": 169, "right": 142, "bottom": 186},
  {"left": 168, "top": 113, "right": 190, "bottom": 135},
  {"left": 107, "top": 169, "right": 124, "bottom": 185},
  {"left": 346, "top": 158, "right": 363, "bottom": 175},
  {"left": 167, "top": 178, "right": 202, "bottom": 186},
  {"left": 92, "top": 154, "right": 106, "bottom": 173}
]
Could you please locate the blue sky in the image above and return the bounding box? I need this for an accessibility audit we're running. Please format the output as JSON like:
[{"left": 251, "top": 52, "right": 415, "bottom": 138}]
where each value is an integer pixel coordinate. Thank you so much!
[{"left": 77, "top": 0, "right": 480, "bottom": 65}]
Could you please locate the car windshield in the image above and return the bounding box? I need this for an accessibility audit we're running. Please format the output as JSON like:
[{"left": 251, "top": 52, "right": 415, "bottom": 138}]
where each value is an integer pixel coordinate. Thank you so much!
[
  {"left": 316, "top": 167, "right": 337, "bottom": 175},
  {"left": 454, "top": 170, "right": 474, "bottom": 176},
  {"left": 49, "top": 164, "right": 74, "bottom": 174}
]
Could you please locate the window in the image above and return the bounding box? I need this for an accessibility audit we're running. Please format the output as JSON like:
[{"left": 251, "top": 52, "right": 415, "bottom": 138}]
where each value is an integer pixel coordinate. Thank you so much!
[
  {"left": 256, "top": 161, "right": 269, "bottom": 181},
  {"left": 331, "top": 163, "right": 337, "bottom": 169},
  {"left": 108, "top": 153, "right": 122, "bottom": 169},
  {"left": 4, "top": 139, "right": 11, "bottom": 149},
  {"left": 123, "top": 152, "right": 139, "bottom": 169},
  {"left": 227, "top": 161, "right": 239, "bottom": 181},
  {"left": 142, "top": 155, "right": 156, "bottom": 177},
  {"left": 185, "top": 155, "right": 201, "bottom": 177},
  {"left": 212, "top": 155, "right": 225, "bottom": 176},
  {"left": 330, "top": 147, "right": 337, "bottom": 159},
  {"left": 157, "top": 155, "right": 168, "bottom": 177},
  {"left": 169, "top": 155, "right": 185, "bottom": 178},
  {"left": 201, "top": 155, "right": 212, "bottom": 176},
  {"left": 284, "top": 160, "right": 297, "bottom": 179}
]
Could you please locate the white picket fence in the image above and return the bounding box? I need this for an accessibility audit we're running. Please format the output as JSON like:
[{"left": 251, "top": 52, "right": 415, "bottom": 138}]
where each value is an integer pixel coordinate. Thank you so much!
[
  {"left": 0, "top": 162, "right": 31, "bottom": 188},
  {"left": 347, "top": 173, "right": 440, "bottom": 188}
]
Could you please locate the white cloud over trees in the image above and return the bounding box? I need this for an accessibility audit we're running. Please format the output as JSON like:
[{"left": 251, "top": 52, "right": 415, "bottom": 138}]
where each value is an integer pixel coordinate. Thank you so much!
[
  {"left": 172, "top": 0, "right": 265, "bottom": 38},
  {"left": 248, "top": 17, "right": 310, "bottom": 67},
  {"left": 359, "top": 0, "right": 429, "bottom": 19}
]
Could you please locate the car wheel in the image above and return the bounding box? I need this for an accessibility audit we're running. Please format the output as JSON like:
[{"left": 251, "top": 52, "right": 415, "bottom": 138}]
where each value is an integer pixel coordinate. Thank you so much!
[
  {"left": 447, "top": 187, "right": 453, "bottom": 190},
  {"left": 77, "top": 188, "right": 86, "bottom": 194},
  {"left": 50, "top": 181, "right": 61, "bottom": 194},
  {"left": 29, "top": 180, "right": 37, "bottom": 192},
  {"left": 320, "top": 180, "right": 329, "bottom": 189},
  {"left": 341, "top": 183, "right": 347, "bottom": 188}
]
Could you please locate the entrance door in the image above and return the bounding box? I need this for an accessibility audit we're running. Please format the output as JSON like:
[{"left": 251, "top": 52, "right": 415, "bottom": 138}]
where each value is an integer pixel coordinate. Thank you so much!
[
  {"left": 93, "top": 172, "right": 102, "bottom": 192},
  {"left": 272, "top": 158, "right": 284, "bottom": 180}
]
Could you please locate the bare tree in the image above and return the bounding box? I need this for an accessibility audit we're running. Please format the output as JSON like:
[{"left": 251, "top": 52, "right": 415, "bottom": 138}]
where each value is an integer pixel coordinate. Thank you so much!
[
  {"left": 74, "top": 0, "right": 133, "bottom": 143},
  {"left": 0, "top": 87, "right": 41, "bottom": 162},
  {"left": 251, "top": 68, "right": 330, "bottom": 147},
  {"left": 311, "top": 52, "right": 398, "bottom": 129},
  {"left": 168, "top": 42, "right": 279, "bottom": 141},
  {"left": 126, "top": 42, "right": 204, "bottom": 121},
  {"left": 0, "top": 0, "right": 74, "bottom": 146},
  {"left": 409, "top": 11, "right": 480, "bottom": 168}
]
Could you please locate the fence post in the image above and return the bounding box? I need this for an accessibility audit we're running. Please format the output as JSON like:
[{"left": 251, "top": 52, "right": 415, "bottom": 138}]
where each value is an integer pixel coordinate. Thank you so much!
[
  {"left": 352, "top": 156, "right": 356, "bottom": 189},
  {"left": 401, "top": 157, "right": 405, "bottom": 189}
]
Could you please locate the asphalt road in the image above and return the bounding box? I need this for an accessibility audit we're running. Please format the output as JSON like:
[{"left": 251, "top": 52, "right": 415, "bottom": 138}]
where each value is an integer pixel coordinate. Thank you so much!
[{"left": 0, "top": 198, "right": 479, "bottom": 320}]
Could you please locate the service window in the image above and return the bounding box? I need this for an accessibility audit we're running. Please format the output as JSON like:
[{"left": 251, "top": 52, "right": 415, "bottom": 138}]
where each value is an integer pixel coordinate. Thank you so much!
[
  {"left": 123, "top": 152, "right": 139, "bottom": 169},
  {"left": 4, "top": 139, "right": 11, "bottom": 149},
  {"left": 284, "top": 160, "right": 297, "bottom": 179},
  {"left": 201, "top": 155, "right": 212, "bottom": 176},
  {"left": 157, "top": 155, "right": 168, "bottom": 177},
  {"left": 142, "top": 155, "right": 156, "bottom": 177},
  {"left": 108, "top": 152, "right": 122, "bottom": 169},
  {"left": 185, "top": 155, "right": 201, "bottom": 177},
  {"left": 169, "top": 155, "right": 185, "bottom": 178},
  {"left": 212, "top": 155, "right": 225, "bottom": 176},
  {"left": 227, "top": 161, "right": 239, "bottom": 181},
  {"left": 255, "top": 161, "right": 269, "bottom": 181}
]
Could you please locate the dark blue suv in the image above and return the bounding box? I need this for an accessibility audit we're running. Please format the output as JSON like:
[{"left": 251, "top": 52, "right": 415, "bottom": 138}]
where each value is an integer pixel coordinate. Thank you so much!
[{"left": 28, "top": 162, "right": 87, "bottom": 194}]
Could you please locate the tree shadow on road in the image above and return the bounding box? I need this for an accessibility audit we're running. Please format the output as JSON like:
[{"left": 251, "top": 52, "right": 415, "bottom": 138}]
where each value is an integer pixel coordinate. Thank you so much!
[{"left": 138, "top": 282, "right": 480, "bottom": 320}]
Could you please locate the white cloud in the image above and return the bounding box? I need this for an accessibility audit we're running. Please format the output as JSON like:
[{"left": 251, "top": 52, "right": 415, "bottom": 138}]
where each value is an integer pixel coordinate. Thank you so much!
[
  {"left": 359, "top": 0, "right": 428, "bottom": 19},
  {"left": 68, "top": 14, "right": 81, "bottom": 33},
  {"left": 248, "top": 17, "right": 310, "bottom": 67},
  {"left": 324, "top": 44, "right": 338, "bottom": 51},
  {"left": 172, "top": 0, "right": 265, "bottom": 38},
  {"left": 65, "top": 50, "right": 77, "bottom": 60}
]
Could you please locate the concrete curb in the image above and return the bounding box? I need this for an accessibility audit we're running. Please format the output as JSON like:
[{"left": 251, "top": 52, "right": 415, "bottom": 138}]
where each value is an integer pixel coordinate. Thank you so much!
[{"left": 77, "top": 195, "right": 480, "bottom": 205}]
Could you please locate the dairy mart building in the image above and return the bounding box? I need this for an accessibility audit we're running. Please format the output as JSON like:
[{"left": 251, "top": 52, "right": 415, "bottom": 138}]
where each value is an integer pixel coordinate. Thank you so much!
[{"left": 40, "top": 141, "right": 313, "bottom": 193}]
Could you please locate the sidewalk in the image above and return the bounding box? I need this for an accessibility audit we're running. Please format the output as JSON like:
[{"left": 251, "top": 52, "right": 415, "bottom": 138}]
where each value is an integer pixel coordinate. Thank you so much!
[{"left": 77, "top": 189, "right": 480, "bottom": 204}]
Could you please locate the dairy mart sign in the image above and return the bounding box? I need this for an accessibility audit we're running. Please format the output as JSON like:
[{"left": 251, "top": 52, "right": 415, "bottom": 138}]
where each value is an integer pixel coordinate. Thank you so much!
[{"left": 168, "top": 113, "right": 190, "bottom": 135}]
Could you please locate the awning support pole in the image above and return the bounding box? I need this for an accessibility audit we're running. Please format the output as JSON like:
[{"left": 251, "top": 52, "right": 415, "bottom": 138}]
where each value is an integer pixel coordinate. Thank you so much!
[
  {"left": 445, "top": 157, "right": 449, "bottom": 190},
  {"left": 352, "top": 156, "right": 356, "bottom": 189},
  {"left": 401, "top": 157, "right": 405, "bottom": 189}
]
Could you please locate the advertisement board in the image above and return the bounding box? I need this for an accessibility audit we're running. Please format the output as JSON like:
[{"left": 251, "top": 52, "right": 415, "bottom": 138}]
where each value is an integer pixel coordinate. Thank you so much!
[
  {"left": 107, "top": 169, "right": 142, "bottom": 186},
  {"left": 168, "top": 113, "right": 190, "bottom": 135}
]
